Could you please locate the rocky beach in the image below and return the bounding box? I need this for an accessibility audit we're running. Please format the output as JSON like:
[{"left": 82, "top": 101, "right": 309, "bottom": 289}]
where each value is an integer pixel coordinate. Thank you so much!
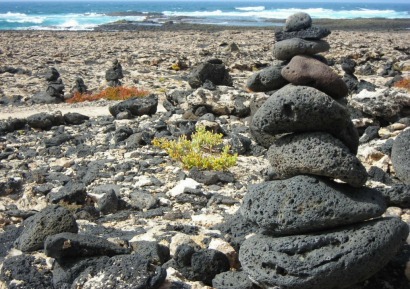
[{"left": 1, "top": 16, "right": 410, "bottom": 289}]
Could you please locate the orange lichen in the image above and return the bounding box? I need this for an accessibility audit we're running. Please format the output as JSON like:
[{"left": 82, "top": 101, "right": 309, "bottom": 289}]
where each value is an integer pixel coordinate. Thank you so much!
[
  {"left": 67, "top": 86, "right": 149, "bottom": 103},
  {"left": 394, "top": 78, "right": 410, "bottom": 91}
]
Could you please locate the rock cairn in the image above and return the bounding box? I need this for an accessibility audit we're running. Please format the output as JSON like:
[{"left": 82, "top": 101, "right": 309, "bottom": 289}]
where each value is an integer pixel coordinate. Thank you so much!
[
  {"left": 105, "top": 59, "right": 124, "bottom": 87},
  {"left": 70, "top": 76, "right": 88, "bottom": 95},
  {"left": 32, "top": 67, "right": 65, "bottom": 104},
  {"left": 239, "top": 12, "right": 409, "bottom": 289}
]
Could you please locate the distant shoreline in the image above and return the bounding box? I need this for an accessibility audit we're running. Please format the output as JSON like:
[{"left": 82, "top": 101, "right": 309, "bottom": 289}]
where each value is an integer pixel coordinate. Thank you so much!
[
  {"left": 95, "top": 18, "right": 410, "bottom": 32},
  {"left": 0, "top": 18, "right": 409, "bottom": 33}
]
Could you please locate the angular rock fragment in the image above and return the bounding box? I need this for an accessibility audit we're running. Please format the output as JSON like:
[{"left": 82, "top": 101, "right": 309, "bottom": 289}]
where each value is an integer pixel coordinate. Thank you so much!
[
  {"left": 14, "top": 205, "right": 78, "bottom": 252},
  {"left": 391, "top": 129, "right": 410, "bottom": 185},
  {"left": 44, "top": 232, "right": 130, "bottom": 259}
]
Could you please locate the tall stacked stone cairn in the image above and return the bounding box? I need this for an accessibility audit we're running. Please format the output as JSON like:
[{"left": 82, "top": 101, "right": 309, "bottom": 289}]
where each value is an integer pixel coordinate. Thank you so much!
[
  {"left": 32, "top": 67, "right": 65, "bottom": 104},
  {"left": 238, "top": 12, "right": 409, "bottom": 289},
  {"left": 105, "top": 59, "right": 124, "bottom": 87}
]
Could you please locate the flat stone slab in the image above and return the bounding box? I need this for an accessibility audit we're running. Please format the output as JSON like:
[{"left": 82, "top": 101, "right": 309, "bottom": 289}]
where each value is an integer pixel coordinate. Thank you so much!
[
  {"left": 239, "top": 217, "right": 409, "bottom": 289},
  {"left": 267, "top": 132, "right": 367, "bottom": 187},
  {"left": 281, "top": 55, "right": 348, "bottom": 99},
  {"left": 44, "top": 232, "right": 131, "bottom": 259},
  {"left": 275, "top": 26, "right": 331, "bottom": 41},
  {"left": 273, "top": 38, "right": 330, "bottom": 61},
  {"left": 241, "top": 175, "right": 386, "bottom": 235},
  {"left": 391, "top": 129, "right": 410, "bottom": 185},
  {"left": 250, "top": 85, "right": 359, "bottom": 153}
]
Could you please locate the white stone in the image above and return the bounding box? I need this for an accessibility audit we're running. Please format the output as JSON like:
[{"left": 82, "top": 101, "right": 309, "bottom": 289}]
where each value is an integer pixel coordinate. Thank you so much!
[{"left": 167, "top": 178, "right": 200, "bottom": 197}]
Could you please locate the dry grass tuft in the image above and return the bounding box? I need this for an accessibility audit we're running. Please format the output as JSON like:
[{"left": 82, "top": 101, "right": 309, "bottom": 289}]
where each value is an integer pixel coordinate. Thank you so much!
[{"left": 67, "top": 86, "right": 149, "bottom": 103}]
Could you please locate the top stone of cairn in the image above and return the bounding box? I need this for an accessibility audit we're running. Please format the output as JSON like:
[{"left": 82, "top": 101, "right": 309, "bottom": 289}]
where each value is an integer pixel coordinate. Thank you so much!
[{"left": 284, "top": 12, "right": 312, "bottom": 32}]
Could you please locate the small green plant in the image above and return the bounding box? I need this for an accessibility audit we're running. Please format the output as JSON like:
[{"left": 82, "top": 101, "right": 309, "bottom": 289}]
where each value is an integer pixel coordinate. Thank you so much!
[
  {"left": 152, "top": 126, "right": 237, "bottom": 171},
  {"left": 171, "top": 63, "right": 181, "bottom": 71}
]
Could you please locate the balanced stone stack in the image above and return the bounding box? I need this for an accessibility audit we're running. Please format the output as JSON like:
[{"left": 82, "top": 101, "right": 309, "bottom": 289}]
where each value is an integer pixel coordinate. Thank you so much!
[
  {"left": 239, "top": 13, "right": 409, "bottom": 289},
  {"left": 105, "top": 59, "right": 124, "bottom": 87},
  {"left": 32, "top": 67, "right": 65, "bottom": 104}
]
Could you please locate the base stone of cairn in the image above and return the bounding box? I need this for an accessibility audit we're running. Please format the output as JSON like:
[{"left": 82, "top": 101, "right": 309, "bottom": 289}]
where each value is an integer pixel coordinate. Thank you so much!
[{"left": 238, "top": 12, "right": 409, "bottom": 289}]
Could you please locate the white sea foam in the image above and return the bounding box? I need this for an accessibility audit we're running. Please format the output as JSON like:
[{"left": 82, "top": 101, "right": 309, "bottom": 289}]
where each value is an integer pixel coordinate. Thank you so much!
[
  {"left": 1, "top": 12, "right": 45, "bottom": 24},
  {"left": 163, "top": 7, "right": 410, "bottom": 19},
  {"left": 235, "top": 6, "right": 265, "bottom": 12}
]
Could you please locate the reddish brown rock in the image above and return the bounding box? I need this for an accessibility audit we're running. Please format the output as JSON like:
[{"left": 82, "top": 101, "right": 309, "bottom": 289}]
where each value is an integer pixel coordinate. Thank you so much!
[{"left": 281, "top": 55, "right": 348, "bottom": 99}]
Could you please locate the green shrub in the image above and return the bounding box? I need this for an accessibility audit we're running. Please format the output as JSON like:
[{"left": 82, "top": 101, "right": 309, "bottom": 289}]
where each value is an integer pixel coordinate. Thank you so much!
[{"left": 152, "top": 126, "right": 237, "bottom": 171}]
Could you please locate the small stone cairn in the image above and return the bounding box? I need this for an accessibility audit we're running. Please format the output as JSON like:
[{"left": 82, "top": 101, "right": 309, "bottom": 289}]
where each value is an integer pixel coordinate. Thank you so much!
[
  {"left": 238, "top": 12, "right": 409, "bottom": 289},
  {"left": 70, "top": 76, "right": 88, "bottom": 95},
  {"left": 105, "top": 59, "right": 124, "bottom": 87},
  {"left": 32, "top": 67, "right": 65, "bottom": 104}
]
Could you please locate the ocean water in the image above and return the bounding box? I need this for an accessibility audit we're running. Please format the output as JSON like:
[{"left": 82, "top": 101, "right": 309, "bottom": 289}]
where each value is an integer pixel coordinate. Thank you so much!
[{"left": 0, "top": 1, "right": 409, "bottom": 31}]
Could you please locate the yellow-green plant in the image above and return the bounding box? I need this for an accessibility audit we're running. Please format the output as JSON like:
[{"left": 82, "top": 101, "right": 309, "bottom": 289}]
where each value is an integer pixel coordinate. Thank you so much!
[{"left": 152, "top": 126, "right": 237, "bottom": 171}]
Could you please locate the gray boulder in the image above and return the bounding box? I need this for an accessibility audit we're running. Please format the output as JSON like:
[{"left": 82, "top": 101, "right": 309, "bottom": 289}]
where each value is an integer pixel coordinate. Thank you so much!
[
  {"left": 32, "top": 91, "right": 64, "bottom": 104},
  {"left": 109, "top": 94, "right": 158, "bottom": 119},
  {"left": 63, "top": 112, "right": 89, "bottom": 125},
  {"left": 53, "top": 254, "right": 166, "bottom": 289},
  {"left": 251, "top": 85, "right": 359, "bottom": 153},
  {"left": 239, "top": 217, "right": 409, "bottom": 289},
  {"left": 281, "top": 55, "right": 348, "bottom": 99},
  {"left": 391, "top": 129, "right": 410, "bottom": 185},
  {"left": 246, "top": 64, "right": 288, "bottom": 92},
  {"left": 46, "top": 181, "right": 87, "bottom": 204},
  {"left": 267, "top": 132, "right": 367, "bottom": 187},
  {"left": 241, "top": 175, "right": 386, "bottom": 235},
  {"left": 273, "top": 38, "right": 330, "bottom": 61},
  {"left": 14, "top": 205, "right": 78, "bottom": 252},
  {"left": 44, "top": 232, "right": 130, "bottom": 259},
  {"left": 27, "top": 112, "right": 65, "bottom": 130},
  {"left": 284, "top": 12, "right": 312, "bottom": 32},
  {"left": 188, "top": 59, "right": 233, "bottom": 89},
  {"left": 275, "top": 26, "right": 331, "bottom": 41}
]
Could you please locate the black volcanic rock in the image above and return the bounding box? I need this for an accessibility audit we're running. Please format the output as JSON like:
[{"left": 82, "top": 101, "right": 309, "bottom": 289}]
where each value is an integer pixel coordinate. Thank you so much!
[
  {"left": 275, "top": 26, "right": 331, "bottom": 41},
  {"left": 267, "top": 132, "right": 367, "bottom": 187},
  {"left": 188, "top": 59, "right": 233, "bottom": 88},
  {"left": 241, "top": 175, "right": 386, "bottom": 235},
  {"left": 239, "top": 217, "right": 409, "bottom": 289},
  {"left": 44, "top": 232, "right": 131, "bottom": 259},
  {"left": 391, "top": 129, "right": 410, "bottom": 185},
  {"left": 14, "top": 205, "right": 78, "bottom": 252},
  {"left": 109, "top": 94, "right": 158, "bottom": 119},
  {"left": 251, "top": 85, "right": 359, "bottom": 153}
]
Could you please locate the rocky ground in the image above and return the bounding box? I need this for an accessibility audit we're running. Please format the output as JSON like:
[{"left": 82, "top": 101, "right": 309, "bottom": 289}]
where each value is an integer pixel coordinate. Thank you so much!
[{"left": 0, "top": 23, "right": 410, "bottom": 289}]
